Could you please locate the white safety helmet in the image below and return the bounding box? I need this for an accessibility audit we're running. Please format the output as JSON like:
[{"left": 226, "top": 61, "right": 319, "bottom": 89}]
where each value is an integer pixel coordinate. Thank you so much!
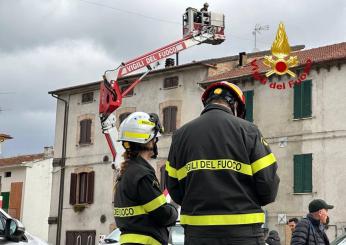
[{"left": 118, "top": 112, "right": 162, "bottom": 144}]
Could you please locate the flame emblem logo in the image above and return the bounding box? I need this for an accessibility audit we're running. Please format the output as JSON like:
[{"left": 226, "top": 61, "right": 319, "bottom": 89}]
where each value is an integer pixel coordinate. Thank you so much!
[{"left": 263, "top": 22, "right": 298, "bottom": 77}]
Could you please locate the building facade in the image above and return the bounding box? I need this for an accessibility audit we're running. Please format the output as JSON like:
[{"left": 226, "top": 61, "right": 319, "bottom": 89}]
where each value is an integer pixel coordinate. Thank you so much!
[
  {"left": 0, "top": 147, "right": 53, "bottom": 241},
  {"left": 48, "top": 42, "right": 346, "bottom": 244},
  {"left": 205, "top": 42, "right": 346, "bottom": 243}
]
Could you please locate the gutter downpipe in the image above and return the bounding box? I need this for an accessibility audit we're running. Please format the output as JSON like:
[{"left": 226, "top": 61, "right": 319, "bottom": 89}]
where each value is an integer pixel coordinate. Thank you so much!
[{"left": 51, "top": 93, "right": 69, "bottom": 245}]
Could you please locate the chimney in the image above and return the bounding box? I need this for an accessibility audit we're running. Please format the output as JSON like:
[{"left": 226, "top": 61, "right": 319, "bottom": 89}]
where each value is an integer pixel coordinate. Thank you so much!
[
  {"left": 44, "top": 146, "right": 54, "bottom": 158},
  {"left": 165, "top": 58, "right": 175, "bottom": 68},
  {"left": 238, "top": 52, "right": 247, "bottom": 66}
]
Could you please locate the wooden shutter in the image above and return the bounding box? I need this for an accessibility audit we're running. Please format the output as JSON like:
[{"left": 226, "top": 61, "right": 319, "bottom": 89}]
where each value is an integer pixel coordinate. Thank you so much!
[
  {"left": 163, "top": 107, "right": 171, "bottom": 133},
  {"left": 293, "top": 83, "right": 302, "bottom": 119},
  {"left": 86, "top": 119, "right": 92, "bottom": 143},
  {"left": 294, "top": 154, "right": 312, "bottom": 193},
  {"left": 80, "top": 119, "right": 92, "bottom": 144},
  {"left": 163, "top": 106, "right": 177, "bottom": 133},
  {"left": 244, "top": 90, "right": 254, "bottom": 122},
  {"left": 9, "top": 182, "right": 23, "bottom": 220},
  {"left": 80, "top": 120, "right": 87, "bottom": 144},
  {"left": 303, "top": 154, "right": 312, "bottom": 192},
  {"left": 87, "top": 171, "right": 95, "bottom": 204},
  {"left": 171, "top": 107, "right": 177, "bottom": 131},
  {"left": 293, "top": 155, "right": 303, "bottom": 193},
  {"left": 302, "top": 80, "right": 312, "bottom": 118},
  {"left": 70, "top": 173, "right": 77, "bottom": 205}
]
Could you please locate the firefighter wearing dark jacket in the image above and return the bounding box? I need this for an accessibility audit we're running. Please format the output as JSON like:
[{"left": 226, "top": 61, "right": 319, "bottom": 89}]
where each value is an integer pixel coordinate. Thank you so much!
[
  {"left": 114, "top": 112, "right": 178, "bottom": 245},
  {"left": 165, "top": 81, "right": 280, "bottom": 245}
]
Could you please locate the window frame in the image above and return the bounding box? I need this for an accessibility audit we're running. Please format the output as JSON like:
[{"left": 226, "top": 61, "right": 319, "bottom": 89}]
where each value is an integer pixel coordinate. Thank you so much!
[
  {"left": 70, "top": 171, "right": 95, "bottom": 205},
  {"left": 81, "top": 92, "right": 94, "bottom": 104},
  {"left": 120, "top": 82, "right": 134, "bottom": 97},
  {"left": 163, "top": 76, "right": 179, "bottom": 90}
]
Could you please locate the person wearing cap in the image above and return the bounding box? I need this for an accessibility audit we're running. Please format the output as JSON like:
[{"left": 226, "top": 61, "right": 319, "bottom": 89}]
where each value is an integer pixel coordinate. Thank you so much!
[
  {"left": 291, "top": 199, "right": 333, "bottom": 245},
  {"left": 165, "top": 81, "right": 280, "bottom": 245}
]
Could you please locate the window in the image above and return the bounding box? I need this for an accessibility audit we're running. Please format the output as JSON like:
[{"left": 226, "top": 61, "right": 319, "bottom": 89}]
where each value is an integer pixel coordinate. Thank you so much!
[
  {"left": 163, "top": 106, "right": 177, "bottom": 133},
  {"left": 79, "top": 119, "right": 92, "bottom": 144},
  {"left": 163, "top": 76, "right": 179, "bottom": 89},
  {"left": 81, "top": 92, "right": 94, "bottom": 103},
  {"left": 70, "top": 171, "right": 95, "bottom": 205},
  {"left": 4, "top": 172, "right": 11, "bottom": 178},
  {"left": 119, "top": 112, "right": 131, "bottom": 124},
  {"left": 244, "top": 90, "right": 254, "bottom": 122},
  {"left": 294, "top": 154, "right": 312, "bottom": 193},
  {"left": 294, "top": 80, "right": 312, "bottom": 119},
  {"left": 66, "top": 230, "right": 96, "bottom": 245},
  {"left": 120, "top": 83, "right": 134, "bottom": 97}
]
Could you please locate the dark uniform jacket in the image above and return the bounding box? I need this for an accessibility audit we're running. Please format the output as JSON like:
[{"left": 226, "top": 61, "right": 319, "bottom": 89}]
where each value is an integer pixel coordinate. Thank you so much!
[
  {"left": 291, "top": 214, "right": 330, "bottom": 245},
  {"left": 165, "top": 104, "right": 280, "bottom": 236},
  {"left": 114, "top": 156, "right": 178, "bottom": 245}
]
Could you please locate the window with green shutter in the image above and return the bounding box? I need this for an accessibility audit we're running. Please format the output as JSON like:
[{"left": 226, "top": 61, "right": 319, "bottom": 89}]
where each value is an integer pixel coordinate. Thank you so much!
[
  {"left": 1, "top": 192, "right": 10, "bottom": 213},
  {"left": 293, "top": 154, "right": 312, "bottom": 193},
  {"left": 294, "top": 80, "right": 312, "bottom": 119},
  {"left": 244, "top": 90, "right": 254, "bottom": 122}
]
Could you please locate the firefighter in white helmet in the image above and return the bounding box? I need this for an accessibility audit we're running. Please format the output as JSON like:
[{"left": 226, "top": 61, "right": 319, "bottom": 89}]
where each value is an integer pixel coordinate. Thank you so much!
[
  {"left": 114, "top": 112, "right": 178, "bottom": 245},
  {"left": 165, "top": 81, "right": 280, "bottom": 245}
]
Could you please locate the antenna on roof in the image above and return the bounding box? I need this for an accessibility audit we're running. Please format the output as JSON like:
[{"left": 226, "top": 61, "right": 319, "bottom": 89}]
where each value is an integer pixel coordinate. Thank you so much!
[{"left": 252, "top": 24, "right": 269, "bottom": 52}]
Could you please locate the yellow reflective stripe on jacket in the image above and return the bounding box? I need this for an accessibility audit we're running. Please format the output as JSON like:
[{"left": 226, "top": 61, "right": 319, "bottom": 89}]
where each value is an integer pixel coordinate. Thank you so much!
[
  {"left": 180, "top": 213, "right": 265, "bottom": 226},
  {"left": 176, "top": 159, "right": 252, "bottom": 180},
  {"left": 165, "top": 160, "right": 178, "bottom": 179},
  {"left": 120, "top": 234, "right": 161, "bottom": 245},
  {"left": 251, "top": 153, "right": 276, "bottom": 174},
  {"left": 114, "top": 195, "right": 166, "bottom": 217},
  {"left": 123, "top": 131, "right": 150, "bottom": 139},
  {"left": 114, "top": 206, "right": 146, "bottom": 217},
  {"left": 143, "top": 194, "right": 166, "bottom": 212}
]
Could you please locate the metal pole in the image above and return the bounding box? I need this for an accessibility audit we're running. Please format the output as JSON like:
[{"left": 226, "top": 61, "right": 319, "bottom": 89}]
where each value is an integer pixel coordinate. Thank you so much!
[{"left": 52, "top": 94, "right": 69, "bottom": 245}]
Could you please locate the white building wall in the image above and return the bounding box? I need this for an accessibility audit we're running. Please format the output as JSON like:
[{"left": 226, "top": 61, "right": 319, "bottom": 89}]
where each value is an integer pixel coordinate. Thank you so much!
[
  {"left": 22, "top": 158, "right": 53, "bottom": 242},
  {"left": 0, "top": 166, "right": 27, "bottom": 219},
  {"left": 49, "top": 61, "right": 346, "bottom": 244},
  {"left": 244, "top": 64, "right": 346, "bottom": 241}
]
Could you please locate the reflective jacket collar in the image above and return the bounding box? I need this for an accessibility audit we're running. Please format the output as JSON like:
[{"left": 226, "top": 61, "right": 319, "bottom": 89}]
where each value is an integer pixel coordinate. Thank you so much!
[
  {"left": 201, "top": 103, "right": 233, "bottom": 115},
  {"left": 133, "top": 155, "right": 156, "bottom": 174}
]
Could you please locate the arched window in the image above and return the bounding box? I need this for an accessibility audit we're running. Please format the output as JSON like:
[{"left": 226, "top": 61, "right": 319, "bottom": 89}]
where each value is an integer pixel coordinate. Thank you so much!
[{"left": 163, "top": 106, "right": 177, "bottom": 133}]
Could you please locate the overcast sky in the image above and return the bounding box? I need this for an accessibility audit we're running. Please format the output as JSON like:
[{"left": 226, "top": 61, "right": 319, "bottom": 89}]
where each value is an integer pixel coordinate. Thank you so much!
[{"left": 0, "top": 0, "right": 345, "bottom": 157}]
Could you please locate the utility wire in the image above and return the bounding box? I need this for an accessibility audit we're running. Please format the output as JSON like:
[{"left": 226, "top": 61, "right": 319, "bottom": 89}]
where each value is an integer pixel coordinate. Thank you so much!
[
  {"left": 79, "top": 0, "right": 271, "bottom": 46},
  {"left": 79, "top": 0, "right": 181, "bottom": 25}
]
